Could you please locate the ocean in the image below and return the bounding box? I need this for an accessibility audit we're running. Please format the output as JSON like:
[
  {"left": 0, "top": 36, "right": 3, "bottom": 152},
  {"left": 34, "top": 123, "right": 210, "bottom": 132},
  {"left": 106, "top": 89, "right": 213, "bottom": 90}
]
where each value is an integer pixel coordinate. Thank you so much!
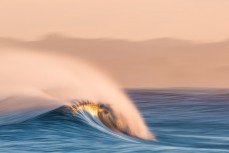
[{"left": 0, "top": 89, "right": 228, "bottom": 153}]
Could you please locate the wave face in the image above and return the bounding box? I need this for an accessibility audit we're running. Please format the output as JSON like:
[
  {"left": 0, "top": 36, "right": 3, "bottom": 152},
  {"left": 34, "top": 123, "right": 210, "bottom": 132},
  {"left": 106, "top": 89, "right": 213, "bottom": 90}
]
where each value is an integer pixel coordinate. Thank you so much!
[{"left": 0, "top": 49, "right": 154, "bottom": 140}]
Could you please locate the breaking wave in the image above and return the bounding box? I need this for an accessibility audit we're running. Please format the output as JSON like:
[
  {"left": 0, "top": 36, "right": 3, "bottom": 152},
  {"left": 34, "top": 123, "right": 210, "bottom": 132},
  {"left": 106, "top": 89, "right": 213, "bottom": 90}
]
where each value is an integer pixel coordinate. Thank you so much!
[{"left": 0, "top": 49, "right": 154, "bottom": 140}]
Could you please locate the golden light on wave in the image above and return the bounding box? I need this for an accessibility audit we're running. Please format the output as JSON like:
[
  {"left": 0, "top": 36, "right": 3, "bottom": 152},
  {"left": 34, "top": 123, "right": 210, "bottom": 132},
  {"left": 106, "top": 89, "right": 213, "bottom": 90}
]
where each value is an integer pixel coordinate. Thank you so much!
[{"left": 70, "top": 101, "right": 105, "bottom": 117}]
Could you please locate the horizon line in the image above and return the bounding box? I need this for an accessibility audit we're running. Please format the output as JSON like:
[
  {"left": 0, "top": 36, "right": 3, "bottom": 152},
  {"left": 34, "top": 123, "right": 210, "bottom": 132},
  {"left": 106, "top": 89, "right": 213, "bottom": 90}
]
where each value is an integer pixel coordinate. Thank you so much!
[{"left": 1, "top": 33, "right": 229, "bottom": 44}]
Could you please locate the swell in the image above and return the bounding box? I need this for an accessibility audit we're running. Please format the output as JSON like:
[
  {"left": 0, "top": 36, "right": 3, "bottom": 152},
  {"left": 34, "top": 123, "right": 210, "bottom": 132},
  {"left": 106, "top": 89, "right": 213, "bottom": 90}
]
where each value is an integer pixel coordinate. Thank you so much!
[
  {"left": 0, "top": 101, "right": 141, "bottom": 141},
  {"left": 0, "top": 99, "right": 148, "bottom": 141}
]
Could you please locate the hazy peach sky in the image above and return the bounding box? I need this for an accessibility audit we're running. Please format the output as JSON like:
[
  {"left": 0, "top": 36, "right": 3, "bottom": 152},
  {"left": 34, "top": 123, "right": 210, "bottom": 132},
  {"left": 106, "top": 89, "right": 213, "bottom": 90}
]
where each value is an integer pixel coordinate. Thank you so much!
[{"left": 0, "top": 0, "right": 229, "bottom": 41}]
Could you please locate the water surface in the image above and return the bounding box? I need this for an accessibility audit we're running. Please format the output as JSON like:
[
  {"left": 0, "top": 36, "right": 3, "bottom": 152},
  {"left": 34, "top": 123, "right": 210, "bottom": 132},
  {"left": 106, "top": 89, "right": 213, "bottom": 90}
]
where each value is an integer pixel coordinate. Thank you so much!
[{"left": 0, "top": 89, "right": 229, "bottom": 152}]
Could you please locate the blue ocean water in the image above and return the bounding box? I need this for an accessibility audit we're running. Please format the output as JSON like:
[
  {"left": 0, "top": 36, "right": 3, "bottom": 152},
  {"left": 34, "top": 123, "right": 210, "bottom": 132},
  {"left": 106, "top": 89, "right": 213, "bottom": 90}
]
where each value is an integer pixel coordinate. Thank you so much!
[{"left": 0, "top": 89, "right": 229, "bottom": 153}]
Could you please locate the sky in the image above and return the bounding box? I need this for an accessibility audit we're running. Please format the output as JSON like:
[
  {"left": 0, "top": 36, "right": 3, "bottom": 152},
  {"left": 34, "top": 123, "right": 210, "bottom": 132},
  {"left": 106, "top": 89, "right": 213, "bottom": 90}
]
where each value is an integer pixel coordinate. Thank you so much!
[{"left": 0, "top": 0, "right": 229, "bottom": 41}]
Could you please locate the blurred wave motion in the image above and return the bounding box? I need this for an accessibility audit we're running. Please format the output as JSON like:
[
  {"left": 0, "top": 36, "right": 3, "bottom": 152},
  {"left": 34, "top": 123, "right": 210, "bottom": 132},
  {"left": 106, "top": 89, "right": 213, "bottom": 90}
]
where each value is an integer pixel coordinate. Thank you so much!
[{"left": 0, "top": 49, "right": 154, "bottom": 140}]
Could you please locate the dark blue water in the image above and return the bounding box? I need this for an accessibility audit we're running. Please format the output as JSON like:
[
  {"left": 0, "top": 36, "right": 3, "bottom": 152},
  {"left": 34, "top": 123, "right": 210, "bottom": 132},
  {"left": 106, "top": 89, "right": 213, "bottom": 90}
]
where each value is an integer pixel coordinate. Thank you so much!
[{"left": 0, "top": 89, "right": 229, "bottom": 152}]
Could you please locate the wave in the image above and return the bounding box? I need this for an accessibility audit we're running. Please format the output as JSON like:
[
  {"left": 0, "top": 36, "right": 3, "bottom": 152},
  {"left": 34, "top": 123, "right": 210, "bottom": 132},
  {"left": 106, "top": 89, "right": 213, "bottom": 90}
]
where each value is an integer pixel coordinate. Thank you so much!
[{"left": 0, "top": 49, "right": 155, "bottom": 140}]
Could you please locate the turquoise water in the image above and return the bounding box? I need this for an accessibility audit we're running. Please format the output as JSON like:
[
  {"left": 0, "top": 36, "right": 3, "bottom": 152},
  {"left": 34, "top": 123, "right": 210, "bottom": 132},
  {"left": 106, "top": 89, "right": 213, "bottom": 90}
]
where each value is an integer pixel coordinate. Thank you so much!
[{"left": 0, "top": 89, "right": 229, "bottom": 152}]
